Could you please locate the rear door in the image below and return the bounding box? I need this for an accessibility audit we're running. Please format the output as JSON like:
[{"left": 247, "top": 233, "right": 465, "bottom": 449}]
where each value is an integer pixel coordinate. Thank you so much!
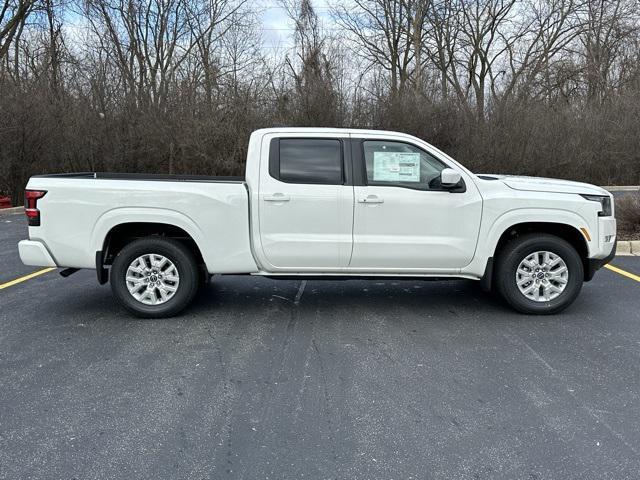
[{"left": 257, "top": 133, "right": 353, "bottom": 270}]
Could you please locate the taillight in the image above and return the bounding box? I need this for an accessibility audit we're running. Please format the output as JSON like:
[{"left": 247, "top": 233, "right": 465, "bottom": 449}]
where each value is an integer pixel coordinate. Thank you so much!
[{"left": 25, "top": 190, "right": 47, "bottom": 226}]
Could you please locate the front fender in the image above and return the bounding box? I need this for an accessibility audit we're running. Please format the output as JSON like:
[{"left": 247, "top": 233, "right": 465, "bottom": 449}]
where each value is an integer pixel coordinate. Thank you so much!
[
  {"left": 484, "top": 208, "right": 594, "bottom": 258},
  {"left": 463, "top": 207, "right": 594, "bottom": 279}
]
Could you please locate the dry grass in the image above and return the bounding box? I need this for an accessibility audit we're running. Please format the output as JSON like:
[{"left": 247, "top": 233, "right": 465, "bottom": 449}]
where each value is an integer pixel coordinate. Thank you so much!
[{"left": 617, "top": 194, "right": 640, "bottom": 240}]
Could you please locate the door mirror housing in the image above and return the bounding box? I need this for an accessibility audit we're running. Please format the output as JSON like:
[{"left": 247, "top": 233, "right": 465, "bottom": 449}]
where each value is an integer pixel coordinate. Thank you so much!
[{"left": 441, "top": 168, "right": 462, "bottom": 188}]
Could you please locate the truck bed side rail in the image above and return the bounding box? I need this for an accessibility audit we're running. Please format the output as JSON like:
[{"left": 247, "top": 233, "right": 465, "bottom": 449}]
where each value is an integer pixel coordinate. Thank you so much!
[{"left": 32, "top": 172, "right": 245, "bottom": 183}]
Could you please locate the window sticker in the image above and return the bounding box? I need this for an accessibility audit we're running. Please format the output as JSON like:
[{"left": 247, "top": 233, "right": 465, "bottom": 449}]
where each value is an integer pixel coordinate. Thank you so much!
[{"left": 372, "top": 152, "right": 420, "bottom": 182}]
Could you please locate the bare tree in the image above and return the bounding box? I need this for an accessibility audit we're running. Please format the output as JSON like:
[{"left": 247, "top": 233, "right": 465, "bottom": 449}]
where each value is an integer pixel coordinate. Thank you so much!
[
  {"left": 282, "top": 0, "right": 342, "bottom": 125},
  {"left": 334, "top": 0, "right": 430, "bottom": 98},
  {"left": 84, "top": 0, "right": 203, "bottom": 110},
  {"left": 580, "top": 0, "right": 638, "bottom": 101},
  {"left": 0, "top": 0, "right": 36, "bottom": 60}
]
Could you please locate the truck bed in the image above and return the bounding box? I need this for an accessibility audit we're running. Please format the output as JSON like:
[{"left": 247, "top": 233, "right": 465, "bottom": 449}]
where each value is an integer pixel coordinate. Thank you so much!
[
  {"left": 33, "top": 172, "right": 245, "bottom": 183},
  {"left": 24, "top": 173, "right": 257, "bottom": 273}
]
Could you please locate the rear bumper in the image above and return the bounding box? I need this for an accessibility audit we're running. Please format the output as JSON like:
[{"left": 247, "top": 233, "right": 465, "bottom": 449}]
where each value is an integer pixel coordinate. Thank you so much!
[{"left": 18, "top": 240, "right": 57, "bottom": 267}]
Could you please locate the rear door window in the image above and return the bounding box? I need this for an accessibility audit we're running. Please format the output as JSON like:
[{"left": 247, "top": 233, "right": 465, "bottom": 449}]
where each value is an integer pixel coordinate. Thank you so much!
[{"left": 274, "top": 139, "right": 343, "bottom": 185}]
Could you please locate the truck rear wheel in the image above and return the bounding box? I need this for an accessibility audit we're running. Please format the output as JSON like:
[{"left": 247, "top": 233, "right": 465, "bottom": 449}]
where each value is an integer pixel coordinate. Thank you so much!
[
  {"left": 496, "top": 233, "right": 584, "bottom": 315},
  {"left": 110, "top": 237, "right": 199, "bottom": 318}
]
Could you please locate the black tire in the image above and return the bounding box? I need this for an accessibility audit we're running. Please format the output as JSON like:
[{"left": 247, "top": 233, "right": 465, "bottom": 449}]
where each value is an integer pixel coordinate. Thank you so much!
[
  {"left": 110, "top": 237, "right": 199, "bottom": 318},
  {"left": 495, "top": 233, "right": 584, "bottom": 315}
]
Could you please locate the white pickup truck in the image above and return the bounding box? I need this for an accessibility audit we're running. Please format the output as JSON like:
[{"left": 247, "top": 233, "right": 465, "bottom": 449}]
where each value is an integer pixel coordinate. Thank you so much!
[{"left": 19, "top": 127, "right": 616, "bottom": 317}]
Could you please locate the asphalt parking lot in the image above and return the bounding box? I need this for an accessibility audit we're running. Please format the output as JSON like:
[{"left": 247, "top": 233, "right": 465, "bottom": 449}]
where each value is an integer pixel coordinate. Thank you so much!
[{"left": 1, "top": 213, "right": 640, "bottom": 479}]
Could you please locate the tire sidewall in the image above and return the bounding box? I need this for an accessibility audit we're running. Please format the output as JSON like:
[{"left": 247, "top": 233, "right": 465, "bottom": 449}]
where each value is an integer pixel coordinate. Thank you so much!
[
  {"left": 110, "top": 238, "right": 198, "bottom": 318},
  {"left": 498, "top": 235, "right": 584, "bottom": 315}
]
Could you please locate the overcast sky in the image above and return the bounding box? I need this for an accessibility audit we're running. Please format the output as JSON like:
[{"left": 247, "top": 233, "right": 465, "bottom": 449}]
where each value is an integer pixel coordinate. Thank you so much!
[
  {"left": 259, "top": 0, "right": 335, "bottom": 51},
  {"left": 61, "top": 0, "right": 341, "bottom": 57}
]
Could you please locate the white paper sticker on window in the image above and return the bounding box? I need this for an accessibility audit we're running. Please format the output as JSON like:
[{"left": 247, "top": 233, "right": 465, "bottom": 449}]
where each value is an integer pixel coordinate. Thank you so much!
[{"left": 372, "top": 152, "right": 420, "bottom": 182}]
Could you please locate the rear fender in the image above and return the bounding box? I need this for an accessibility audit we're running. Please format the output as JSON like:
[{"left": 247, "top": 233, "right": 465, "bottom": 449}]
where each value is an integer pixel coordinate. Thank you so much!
[{"left": 91, "top": 207, "right": 207, "bottom": 266}]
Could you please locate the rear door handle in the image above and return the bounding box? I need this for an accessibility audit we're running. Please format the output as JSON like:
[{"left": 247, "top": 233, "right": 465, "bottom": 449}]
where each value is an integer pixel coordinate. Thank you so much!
[
  {"left": 264, "top": 193, "right": 290, "bottom": 202},
  {"left": 358, "top": 195, "right": 384, "bottom": 204}
]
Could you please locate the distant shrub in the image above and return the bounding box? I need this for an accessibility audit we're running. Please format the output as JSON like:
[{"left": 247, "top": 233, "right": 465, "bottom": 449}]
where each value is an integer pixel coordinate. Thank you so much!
[{"left": 617, "top": 194, "right": 640, "bottom": 240}]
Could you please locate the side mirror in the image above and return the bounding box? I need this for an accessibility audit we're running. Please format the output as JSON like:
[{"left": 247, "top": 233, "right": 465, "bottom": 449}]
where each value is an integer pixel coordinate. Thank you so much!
[{"left": 441, "top": 168, "right": 462, "bottom": 188}]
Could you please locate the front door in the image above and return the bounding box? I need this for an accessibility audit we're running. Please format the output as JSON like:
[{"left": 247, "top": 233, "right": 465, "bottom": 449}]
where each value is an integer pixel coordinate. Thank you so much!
[{"left": 349, "top": 138, "right": 482, "bottom": 271}]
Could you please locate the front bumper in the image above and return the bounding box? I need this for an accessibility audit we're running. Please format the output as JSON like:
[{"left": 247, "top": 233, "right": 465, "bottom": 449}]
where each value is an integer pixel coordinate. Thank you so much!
[
  {"left": 597, "top": 217, "right": 617, "bottom": 257},
  {"left": 585, "top": 241, "right": 616, "bottom": 282},
  {"left": 18, "top": 240, "right": 57, "bottom": 267}
]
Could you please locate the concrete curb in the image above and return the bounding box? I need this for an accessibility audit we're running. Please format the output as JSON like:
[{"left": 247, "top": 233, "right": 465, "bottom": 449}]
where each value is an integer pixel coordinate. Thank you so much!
[
  {"left": 616, "top": 241, "right": 640, "bottom": 256},
  {"left": 0, "top": 206, "right": 24, "bottom": 215},
  {"left": 617, "top": 241, "right": 632, "bottom": 255}
]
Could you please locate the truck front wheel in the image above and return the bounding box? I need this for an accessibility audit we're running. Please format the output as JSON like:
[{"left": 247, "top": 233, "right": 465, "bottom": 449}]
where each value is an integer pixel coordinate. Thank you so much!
[
  {"left": 110, "top": 237, "right": 199, "bottom": 318},
  {"left": 495, "top": 233, "right": 584, "bottom": 315}
]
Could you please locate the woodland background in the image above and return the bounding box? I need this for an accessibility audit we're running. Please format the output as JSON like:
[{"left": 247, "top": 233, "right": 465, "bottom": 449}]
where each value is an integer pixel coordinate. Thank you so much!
[{"left": 2, "top": 0, "right": 640, "bottom": 204}]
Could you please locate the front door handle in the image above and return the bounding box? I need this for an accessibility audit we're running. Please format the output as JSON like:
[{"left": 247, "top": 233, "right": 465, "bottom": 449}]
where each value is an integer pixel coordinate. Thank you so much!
[
  {"left": 358, "top": 195, "right": 384, "bottom": 204},
  {"left": 264, "top": 193, "right": 290, "bottom": 202}
]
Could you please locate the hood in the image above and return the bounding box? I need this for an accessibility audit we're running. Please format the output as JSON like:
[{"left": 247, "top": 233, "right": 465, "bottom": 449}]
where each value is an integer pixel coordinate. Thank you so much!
[{"left": 480, "top": 174, "right": 609, "bottom": 196}]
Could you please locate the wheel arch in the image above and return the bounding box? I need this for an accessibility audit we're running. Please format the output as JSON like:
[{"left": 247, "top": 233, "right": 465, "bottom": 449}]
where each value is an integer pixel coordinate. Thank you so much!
[
  {"left": 492, "top": 222, "right": 590, "bottom": 281},
  {"left": 101, "top": 222, "right": 205, "bottom": 265},
  {"left": 92, "top": 209, "right": 208, "bottom": 283}
]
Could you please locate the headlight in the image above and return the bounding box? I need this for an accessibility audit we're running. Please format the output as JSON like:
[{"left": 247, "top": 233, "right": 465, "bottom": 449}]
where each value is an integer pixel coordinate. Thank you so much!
[{"left": 580, "top": 194, "right": 612, "bottom": 216}]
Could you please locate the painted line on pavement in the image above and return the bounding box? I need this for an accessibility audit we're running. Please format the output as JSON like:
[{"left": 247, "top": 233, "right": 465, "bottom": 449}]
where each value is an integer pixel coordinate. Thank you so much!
[
  {"left": 0, "top": 268, "right": 56, "bottom": 290},
  {"left": 604, "top": 264, "right": 640, "bottom": 283}
]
